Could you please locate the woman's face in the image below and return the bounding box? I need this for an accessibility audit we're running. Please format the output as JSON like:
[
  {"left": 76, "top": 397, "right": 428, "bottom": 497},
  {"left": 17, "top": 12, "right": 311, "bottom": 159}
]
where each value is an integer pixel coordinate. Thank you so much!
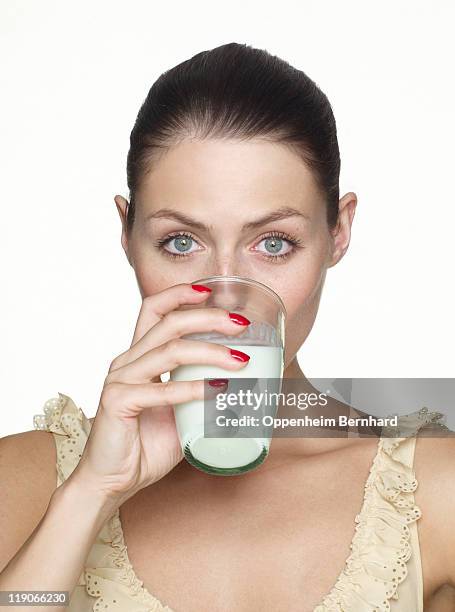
[{"left": 115, "top": 138, "right": 356, "bottom": 370}]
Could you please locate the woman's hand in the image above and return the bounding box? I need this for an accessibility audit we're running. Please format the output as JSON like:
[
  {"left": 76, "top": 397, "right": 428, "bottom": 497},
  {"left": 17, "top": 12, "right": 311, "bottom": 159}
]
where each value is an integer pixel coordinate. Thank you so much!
[{"left": 68, "top": 283, "right": 251, "bottom": 505}]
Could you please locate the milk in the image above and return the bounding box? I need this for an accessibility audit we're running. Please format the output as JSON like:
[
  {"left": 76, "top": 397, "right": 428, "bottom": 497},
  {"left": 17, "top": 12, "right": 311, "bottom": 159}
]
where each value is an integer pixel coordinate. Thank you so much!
[{"left": 170, "top": 344, "right": 283, "bottom": 474}]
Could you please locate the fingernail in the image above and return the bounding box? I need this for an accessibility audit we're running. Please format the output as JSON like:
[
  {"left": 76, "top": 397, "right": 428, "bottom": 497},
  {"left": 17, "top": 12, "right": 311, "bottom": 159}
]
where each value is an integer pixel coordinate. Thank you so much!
[
  {"left": 230, "top": 348, "right": 250, "bottom": 362},
  {"left": 228, "top": 312, "right": 251, "bottom": 326},
  {"left": 191, "top": 284, "right": 212, "bottom": 293},
  {"left": 208, "top": 378, "right": 229, "bottom": 387}
]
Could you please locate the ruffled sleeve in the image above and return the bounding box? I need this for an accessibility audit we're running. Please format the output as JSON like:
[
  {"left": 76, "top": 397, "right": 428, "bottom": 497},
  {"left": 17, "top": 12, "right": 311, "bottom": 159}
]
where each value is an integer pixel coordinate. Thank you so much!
[
  {"left": 33, "top": 392, "right": 92, "bottom": 485},
  {"left": 314, "top": 406, "right": 447, "bottom": 612}
]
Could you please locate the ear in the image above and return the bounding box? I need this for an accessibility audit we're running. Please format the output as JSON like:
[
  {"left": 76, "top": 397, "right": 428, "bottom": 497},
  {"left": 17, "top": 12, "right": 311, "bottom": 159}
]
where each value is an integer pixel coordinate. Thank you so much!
[
  {"left": 114, "top": 194, "right": 133, "bottom": 266},
  {"left": 327, "top": 192, "right": 358, "bottom": 268}
]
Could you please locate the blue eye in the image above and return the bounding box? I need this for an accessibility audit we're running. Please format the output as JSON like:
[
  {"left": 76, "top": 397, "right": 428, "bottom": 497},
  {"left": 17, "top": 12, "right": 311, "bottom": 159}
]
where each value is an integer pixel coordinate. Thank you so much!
[
  {"left": 155, "top": 231, "right": 303, "bottom": 262},
  {"left": 156, "top": 233, "right": 201, "bottom": 258},
  {"left": 168, "top": 235, "right": 194, "bottom": 253},
  {"left": 257, "top": 236, "right": 292, "bottom": 257}
]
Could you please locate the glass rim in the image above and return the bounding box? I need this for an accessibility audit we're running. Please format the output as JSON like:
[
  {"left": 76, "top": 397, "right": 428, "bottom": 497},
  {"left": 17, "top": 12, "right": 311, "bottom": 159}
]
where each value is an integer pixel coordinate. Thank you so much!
[{"left": 191, "top": 275, "right": 287, "bottom": 317}]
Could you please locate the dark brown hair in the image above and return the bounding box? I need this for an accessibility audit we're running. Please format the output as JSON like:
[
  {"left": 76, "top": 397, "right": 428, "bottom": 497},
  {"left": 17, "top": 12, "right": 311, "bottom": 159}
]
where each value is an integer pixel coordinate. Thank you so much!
[{"left": 125, "top": 42, "right": 340, "bottom": 235}]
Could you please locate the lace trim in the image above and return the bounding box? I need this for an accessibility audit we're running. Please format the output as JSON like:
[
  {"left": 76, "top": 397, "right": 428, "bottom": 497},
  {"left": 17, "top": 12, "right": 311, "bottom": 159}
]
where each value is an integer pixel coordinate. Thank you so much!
[
  {"left": 83, "top": 512, "right": 175, "bottom": 611},
  {"left": 33, "top": 392, "right": 90, "bottom": 484},
  {"left": 314, "top": 407, "right": 446, "bottom": 612}
]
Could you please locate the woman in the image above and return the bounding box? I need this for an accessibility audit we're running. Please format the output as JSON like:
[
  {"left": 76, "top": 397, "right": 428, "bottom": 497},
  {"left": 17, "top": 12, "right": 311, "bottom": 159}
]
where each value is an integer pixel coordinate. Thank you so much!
[{"left": 1, "top": 42, "right": 454, "bottom": 612}]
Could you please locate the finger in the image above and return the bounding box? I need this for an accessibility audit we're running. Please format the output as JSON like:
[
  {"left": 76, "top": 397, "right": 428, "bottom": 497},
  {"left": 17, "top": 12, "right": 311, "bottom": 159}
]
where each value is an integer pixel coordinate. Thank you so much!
[
  {"left": 106, "top": 339, "right": 251, "bottom": 384},
  {"left": 102, "top": 379, "right": 219, "bottom": 417},
  {"left": 123, "top": 307, "right": 251, "bottom": 368},
  {"left": 108, "top": 283, "right": 212, "bottom": 374},
  {"left": 130, "top": 283, "right": 212, "bottom": 348}
]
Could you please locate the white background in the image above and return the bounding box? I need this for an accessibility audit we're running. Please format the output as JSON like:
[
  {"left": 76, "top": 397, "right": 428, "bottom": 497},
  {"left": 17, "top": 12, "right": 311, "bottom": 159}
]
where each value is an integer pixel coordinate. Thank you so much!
[{"left": 1, "top": 1, "right": 454, "bottom": 436}]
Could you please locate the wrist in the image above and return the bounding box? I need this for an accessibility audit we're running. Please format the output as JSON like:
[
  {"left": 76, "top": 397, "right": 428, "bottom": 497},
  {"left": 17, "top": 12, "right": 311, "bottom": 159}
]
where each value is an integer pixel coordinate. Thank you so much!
[{"left": 52, "top": 472, "right": 122, "bottom": 527}]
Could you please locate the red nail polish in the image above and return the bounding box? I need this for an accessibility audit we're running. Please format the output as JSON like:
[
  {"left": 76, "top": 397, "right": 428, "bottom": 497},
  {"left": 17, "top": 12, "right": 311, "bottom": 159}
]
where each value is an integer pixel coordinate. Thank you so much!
[
  {"left": 230, "top": 348, "right": 250, "bottom": 362},
  {"left": 228, "top": 312, "right": 251, "bottom": 326},
  {"left": 191, "top": 284, "right": 212, "bottom": 293},
  {"left": 208, "top": 378, "right": 229, "bottom": 387}
]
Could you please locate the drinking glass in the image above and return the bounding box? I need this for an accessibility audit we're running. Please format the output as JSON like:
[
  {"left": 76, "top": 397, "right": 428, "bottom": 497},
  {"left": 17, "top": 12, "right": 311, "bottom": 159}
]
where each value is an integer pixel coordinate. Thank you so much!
[{"left": 170, "top": 275, "right": 286, "bottom": 476}]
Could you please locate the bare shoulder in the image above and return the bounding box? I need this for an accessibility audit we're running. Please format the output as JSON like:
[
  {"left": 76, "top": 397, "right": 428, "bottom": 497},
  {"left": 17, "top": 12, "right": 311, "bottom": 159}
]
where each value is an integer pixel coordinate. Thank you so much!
[
  {"left": 0, "top": 428, "right": 58, "bottom": 491},
  {"left": 413, "top": 423, "right": 455, "bottom": 596},
  {"left": 0, "top": 428, "right": 58, "bottom": 572}
]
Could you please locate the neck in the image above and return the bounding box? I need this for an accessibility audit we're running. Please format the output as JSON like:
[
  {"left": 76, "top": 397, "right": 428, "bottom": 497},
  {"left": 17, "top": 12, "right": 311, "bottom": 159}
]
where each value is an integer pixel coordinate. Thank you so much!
[
  {"left": 266, "top": 357, "right": 372, "bottom": 460},
  {"left": 283, "top": 356, "right": 305, "bottom": 381}
]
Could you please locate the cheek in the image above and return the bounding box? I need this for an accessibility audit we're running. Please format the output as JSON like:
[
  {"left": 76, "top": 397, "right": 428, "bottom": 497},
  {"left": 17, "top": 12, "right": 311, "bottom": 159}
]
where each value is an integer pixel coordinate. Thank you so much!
[
  {"left": 129, "top": 245, "right": 168, "bottom": 297},
  {"left": 130, "top": 239, "right": 198, "bottom": 297},
  {"left": 277, "top": 243, "right": 328, "bottom": 314},
  {"left": 132, "top": 257, "right": 198, "bottom": 299},
  {"left": 277, "top": 248, "right": 328, "bottom": 355}
]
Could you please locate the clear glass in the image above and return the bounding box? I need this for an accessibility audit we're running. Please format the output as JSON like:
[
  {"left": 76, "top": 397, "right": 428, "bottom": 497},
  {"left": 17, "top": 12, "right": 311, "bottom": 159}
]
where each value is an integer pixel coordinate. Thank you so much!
[{"left": 170, "top": 275, "right": 286, "bottom": 476}]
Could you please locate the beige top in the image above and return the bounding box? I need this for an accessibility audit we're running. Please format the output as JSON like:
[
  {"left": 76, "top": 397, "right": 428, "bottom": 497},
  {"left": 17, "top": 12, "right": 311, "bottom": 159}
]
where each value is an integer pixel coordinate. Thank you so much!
[{"left": 33, "top": 392, "right": 447, "bottom": 612}]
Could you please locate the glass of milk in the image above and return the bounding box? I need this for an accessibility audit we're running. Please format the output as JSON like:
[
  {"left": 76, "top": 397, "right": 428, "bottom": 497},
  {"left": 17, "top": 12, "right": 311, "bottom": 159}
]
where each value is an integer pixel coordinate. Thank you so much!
[{"left": 170, "top": 275, "right": 286, "bottom": 476}]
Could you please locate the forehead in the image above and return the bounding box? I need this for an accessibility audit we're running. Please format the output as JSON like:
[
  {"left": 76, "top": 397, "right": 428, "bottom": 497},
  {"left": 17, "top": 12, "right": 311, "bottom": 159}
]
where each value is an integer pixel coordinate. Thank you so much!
[{"left": 136, "top": 138, "right": 323, "bottom": 213}]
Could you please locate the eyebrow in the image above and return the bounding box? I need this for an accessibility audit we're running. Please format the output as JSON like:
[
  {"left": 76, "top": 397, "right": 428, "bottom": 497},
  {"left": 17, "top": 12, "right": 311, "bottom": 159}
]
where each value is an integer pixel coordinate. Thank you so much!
[{"left": 145, "top": 206, "right": 310, "bottom": 231}]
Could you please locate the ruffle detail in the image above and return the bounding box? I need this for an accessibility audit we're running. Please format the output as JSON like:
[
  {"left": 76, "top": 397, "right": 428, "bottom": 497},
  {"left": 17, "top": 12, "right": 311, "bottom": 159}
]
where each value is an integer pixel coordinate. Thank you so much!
[
  {"left": 33, "top": 392, "right": 91, "bottom": 483},
  {"left": 314, "top": 407, "right": 447, "bottom": 612},
  {"left": 82, "top": 511, "right": 174, "bottom": 611}
]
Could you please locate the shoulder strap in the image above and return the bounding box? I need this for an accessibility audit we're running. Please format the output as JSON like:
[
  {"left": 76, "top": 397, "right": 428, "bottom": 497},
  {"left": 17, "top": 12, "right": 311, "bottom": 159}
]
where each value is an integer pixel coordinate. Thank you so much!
[{"left": 315, "top": 406, "right": 448, "bottom": 611}]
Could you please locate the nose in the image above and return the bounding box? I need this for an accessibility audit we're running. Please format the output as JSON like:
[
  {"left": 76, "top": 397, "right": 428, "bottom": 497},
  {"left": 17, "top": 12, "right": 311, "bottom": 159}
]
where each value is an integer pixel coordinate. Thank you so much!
[
  {"left": 197, "top": 258, "right": 251, "bottom": 310},
  {"left": 204, "top": 255, "right": 245, "bottom": 280}
]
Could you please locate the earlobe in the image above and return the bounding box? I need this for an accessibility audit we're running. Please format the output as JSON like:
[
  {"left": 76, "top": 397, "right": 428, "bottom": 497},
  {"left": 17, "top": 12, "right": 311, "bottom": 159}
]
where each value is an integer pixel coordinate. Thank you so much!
[
  {"left": 121, "top": 232, "right": 130, "bottom": 263},
  {"left": 120, "top": 229, "right": 134, "bottom": 267},
  {"left": 114, "top": 195, "right": 133, "bottom": 266},
  {"left": 327, "top": 244, "right": 341, "bottom": 269}
]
